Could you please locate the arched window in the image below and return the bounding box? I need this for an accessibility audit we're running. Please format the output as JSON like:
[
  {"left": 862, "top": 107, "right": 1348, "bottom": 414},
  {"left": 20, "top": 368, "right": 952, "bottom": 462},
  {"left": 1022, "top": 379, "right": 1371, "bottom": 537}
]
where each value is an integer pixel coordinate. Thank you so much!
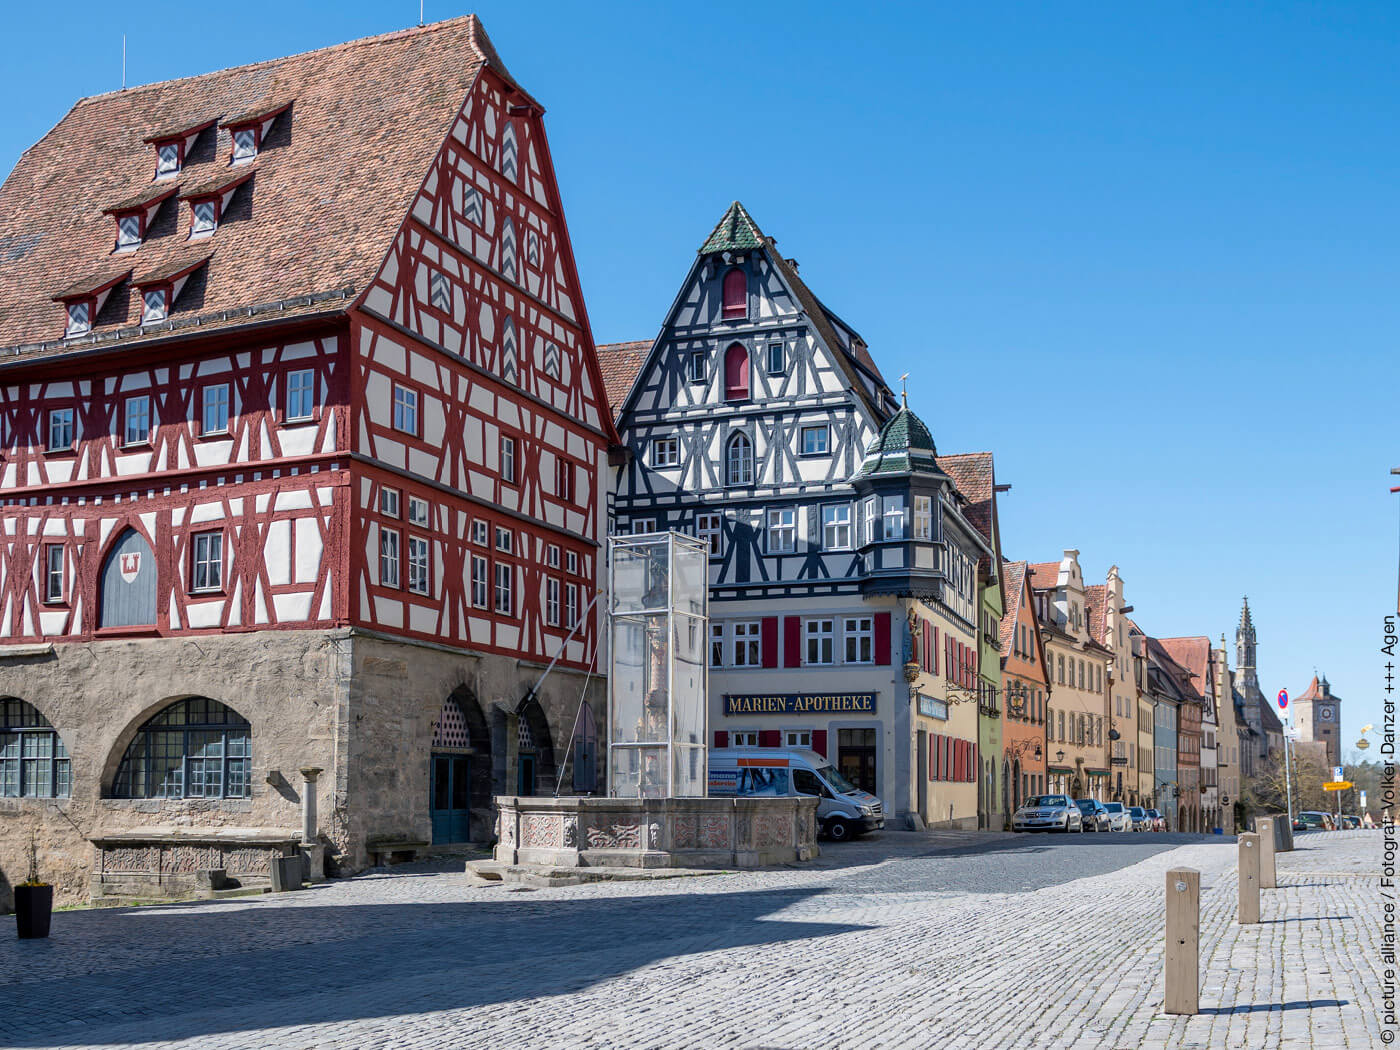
[
  {"left": 721, "top": 267, "right": 747, "bottom": 319},
  {"left": 723, "top": 343, "right": 749, "bottom": 402},
  {"left": 1, "top": 698, "right": 70, "bottom": 798},
  {"left": 725, "top": 433, "right": 753, "bottom": 487},
  {"left": 113, "top": 697, "right": 250, "bottom": 799}
]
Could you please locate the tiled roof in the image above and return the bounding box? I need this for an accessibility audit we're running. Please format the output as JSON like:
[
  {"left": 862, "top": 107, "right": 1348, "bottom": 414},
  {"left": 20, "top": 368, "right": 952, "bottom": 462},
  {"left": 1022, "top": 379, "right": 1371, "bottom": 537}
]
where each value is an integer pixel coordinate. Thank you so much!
[
  {"left": 1083, "top": 584, "right": 1106, "bottom": 645},
  {"left": 0, "top": 15, "right": 503, "bottom": 356},
  {"left": 595, "top": 340, "right": 650, "bottom": 420},
  {"left": 854, "top": 402, "right": 941, "bottom": 478},
  {"left": 1026, "top": 561, "right": 1062, "bottom": 590},
  {"left": 698, "top": 201, "right": 765, "bottom": 254},
  {"left": 1158, "top": 637, "right": 1210, "bottom": 691},
  {"left": 103, "top": 183, "right": 180, "bottom": 214},
  {"left": 1294, "top": 674, "right": 1336, "bottom": 703},
  {"left": 998, "top": 560, "right": 1027, "bottom": 654},
  {"left": 1146, "top": 636, "right": 1202, "bottom": 703},
  {"left": 938, "top": 452, "right": 991, "bottom": 539},
  {"left": 134, "top": 249, "right": 213, "bottom": 286}
]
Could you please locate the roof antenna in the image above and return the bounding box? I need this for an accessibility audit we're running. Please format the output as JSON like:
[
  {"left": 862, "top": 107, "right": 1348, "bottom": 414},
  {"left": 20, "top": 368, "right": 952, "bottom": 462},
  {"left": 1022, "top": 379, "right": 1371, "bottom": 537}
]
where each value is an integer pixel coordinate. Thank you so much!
[
  {"left": 419, "top": 1, "right": 424, "bottom": 26},
  {"left": 121, "top": 34, "right": 126, "bottom": 91}
]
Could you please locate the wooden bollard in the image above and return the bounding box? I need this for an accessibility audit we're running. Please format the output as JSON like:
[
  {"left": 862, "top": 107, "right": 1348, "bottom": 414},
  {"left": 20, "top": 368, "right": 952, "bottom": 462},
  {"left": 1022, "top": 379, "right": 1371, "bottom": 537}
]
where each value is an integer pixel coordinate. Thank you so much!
[
  {"left": 1257, "top": 817, "right": 1277, "bottom": 889},
  {"left": 1165, "top": 867, "right": 1200, "bottom": 1014},
  {"left": 1238, "top": 832, "right": 1260, "bottom": 924}
]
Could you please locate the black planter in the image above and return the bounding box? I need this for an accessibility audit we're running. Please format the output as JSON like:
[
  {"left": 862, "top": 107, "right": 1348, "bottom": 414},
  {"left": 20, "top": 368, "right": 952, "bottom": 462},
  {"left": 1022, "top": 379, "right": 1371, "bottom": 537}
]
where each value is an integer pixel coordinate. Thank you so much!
[{"left": 15, "top": 884, "right": 53, "bottom": 940}]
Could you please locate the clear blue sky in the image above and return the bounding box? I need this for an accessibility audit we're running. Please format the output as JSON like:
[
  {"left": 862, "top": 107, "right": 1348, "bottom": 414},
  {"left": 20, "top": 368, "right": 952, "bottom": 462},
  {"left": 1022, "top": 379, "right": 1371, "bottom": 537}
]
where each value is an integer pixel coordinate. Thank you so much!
[{"left": 4, "top": 2, "right": 1397, "bottom": 756}]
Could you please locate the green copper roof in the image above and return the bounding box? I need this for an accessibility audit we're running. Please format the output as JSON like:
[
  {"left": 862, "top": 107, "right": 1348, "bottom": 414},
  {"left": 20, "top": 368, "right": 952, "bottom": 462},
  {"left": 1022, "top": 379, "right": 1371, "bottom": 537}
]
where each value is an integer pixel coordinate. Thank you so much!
[
  {"left": 698, "top": 201, "right": 765, "bottom": 254},
  {"left": 856, "top": 401, "right": 943, "bottom": 478}
]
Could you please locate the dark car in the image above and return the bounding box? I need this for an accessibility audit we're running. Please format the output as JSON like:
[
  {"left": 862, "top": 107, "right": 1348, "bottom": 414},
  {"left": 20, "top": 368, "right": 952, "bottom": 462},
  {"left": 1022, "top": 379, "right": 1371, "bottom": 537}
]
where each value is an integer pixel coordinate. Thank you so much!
[
  {"left": 1295, "top": 811, "right": 1332, "bottom": 832},
  {"left": 1075, "top": 798, "right": 1110, "bottom": 832},
  {"left": 1146, "top": 808, "right": 1165, "bottom": 832}
]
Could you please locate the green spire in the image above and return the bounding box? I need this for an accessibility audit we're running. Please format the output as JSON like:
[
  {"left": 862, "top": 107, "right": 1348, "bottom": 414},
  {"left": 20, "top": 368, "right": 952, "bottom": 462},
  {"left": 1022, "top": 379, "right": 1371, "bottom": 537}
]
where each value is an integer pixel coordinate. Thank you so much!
[
  {"left": 855, "top": 402, "right": 942, "bottom": 478},
  {"left": 698, "top": 201, "right": 765, "bottom": 254}
]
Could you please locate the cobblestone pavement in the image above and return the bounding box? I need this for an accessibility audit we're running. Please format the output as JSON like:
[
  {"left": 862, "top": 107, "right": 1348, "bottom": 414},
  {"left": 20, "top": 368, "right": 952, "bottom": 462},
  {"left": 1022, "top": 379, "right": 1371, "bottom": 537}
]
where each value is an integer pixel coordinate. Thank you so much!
[{"left": 0, "top": 830, "right": 1381, "bottom": 1049}]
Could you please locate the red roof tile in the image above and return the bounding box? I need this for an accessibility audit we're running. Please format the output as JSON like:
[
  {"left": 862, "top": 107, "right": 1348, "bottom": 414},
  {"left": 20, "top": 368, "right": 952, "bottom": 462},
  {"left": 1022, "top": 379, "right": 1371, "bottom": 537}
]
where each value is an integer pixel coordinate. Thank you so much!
[
  {"left": 595, "top": 340, "right": 650, "bottom": 419},
  {"left": 1157, "top": 637, "right": 1210, "bottom": 690},
  {"left": 1083, "top": 584, "right": 1106, "bottom": 645},
  {"left": 1026, "top": 561, "right": 1063, "bottom": 590},
  {"left": 998, "top": 560, "right": 1027, "bottom": 653},
  {"left": 0, "top": 15, "right": 503, "bottom": 355}
]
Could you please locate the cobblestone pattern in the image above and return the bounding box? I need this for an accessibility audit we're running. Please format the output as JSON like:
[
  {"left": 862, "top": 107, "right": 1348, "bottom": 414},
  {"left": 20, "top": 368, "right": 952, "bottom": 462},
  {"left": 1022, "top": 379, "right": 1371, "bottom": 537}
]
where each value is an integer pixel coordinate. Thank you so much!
[{"left": 0, "top": 830, "right": 1381, "bottom": 1049}]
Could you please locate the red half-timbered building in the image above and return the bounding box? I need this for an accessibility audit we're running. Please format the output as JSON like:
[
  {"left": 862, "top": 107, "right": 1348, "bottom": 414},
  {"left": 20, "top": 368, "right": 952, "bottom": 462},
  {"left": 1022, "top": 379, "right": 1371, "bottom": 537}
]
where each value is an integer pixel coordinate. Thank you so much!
[{"left": 0, "top": 16, "right": 616, "bottom": 904}]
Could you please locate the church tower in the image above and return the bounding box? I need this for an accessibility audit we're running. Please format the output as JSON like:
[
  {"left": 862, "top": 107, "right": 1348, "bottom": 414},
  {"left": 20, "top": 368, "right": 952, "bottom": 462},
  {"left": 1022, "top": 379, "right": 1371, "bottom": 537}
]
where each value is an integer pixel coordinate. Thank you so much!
[
  {"left": 1294, "top": 675, "right": 1342, "bottom": 770},
  {"left": 1236, "top": 597, "right": 1258, "bottom": 692}
]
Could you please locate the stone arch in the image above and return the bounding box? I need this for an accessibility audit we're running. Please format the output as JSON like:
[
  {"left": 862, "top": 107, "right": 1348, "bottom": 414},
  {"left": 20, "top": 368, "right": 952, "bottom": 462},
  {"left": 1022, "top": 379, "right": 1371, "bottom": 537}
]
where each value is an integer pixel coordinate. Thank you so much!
[
  {"left": 0, "top": 697, "right": 72, "bottom": 798},
  {"left": 513, "top": 693, "right": 556, "bottom": 797},
  {"left": 431, "top": 688, "right": 493, "bottom": 841},
  {"left": 109, "top": 696, "right": 252, "bottom": 799}
]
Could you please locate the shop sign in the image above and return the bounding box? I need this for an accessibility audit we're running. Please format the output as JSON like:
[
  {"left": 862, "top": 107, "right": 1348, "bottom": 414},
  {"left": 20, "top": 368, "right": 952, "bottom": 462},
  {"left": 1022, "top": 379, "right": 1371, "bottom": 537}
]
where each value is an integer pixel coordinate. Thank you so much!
[
  {"left": 723, "top": 692, "right": 876, "bottom": 716},
  {"left": 917, "top": 694, "right": 948, "bottom": 720}
]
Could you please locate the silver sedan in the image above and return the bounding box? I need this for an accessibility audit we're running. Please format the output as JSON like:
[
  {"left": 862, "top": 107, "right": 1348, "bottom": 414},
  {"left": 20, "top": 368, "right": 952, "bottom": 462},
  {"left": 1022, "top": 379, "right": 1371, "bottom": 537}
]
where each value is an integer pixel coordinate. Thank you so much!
[{"left": 1012, "top": 794, "right": 1084, "bottom": 833}]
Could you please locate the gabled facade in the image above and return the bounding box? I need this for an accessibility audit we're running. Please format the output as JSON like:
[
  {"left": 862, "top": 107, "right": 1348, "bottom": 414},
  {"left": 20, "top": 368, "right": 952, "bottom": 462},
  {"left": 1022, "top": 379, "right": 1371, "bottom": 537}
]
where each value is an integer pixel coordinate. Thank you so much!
[
  {"left": 1214, "top": 635, "right": 1242, "bottom": 832},
  {"left": 603, "top": 204, "right": 989, "bottom": 825},
  {"left": 1094, "top": 567, "right": 1150, "bottom": 807},
  {"left": 0, "top": 17, "right": 614, "bottom": 904},
  {"left": 1160, "top": 636, "right": 1220, "bottom": 831},
  {"left": 1028, "top": 552, "right": 1112, "bottom": 799},
  {"left": 999, "top": 560, "right": 1050, "bottom": 813}
]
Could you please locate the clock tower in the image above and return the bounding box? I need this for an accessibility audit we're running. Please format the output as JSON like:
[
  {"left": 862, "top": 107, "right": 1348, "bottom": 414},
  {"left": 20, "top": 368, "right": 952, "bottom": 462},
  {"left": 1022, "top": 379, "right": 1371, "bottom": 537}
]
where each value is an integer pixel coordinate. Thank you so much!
[{"left": 1294, "top": 675, "right": 1342, "bottom": 770}]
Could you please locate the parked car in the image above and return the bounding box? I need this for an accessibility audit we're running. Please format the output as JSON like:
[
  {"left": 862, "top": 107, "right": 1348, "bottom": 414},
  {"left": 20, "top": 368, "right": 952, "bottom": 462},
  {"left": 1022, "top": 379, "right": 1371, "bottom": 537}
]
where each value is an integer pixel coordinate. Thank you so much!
[
  {"left": 708, "top": 748, "right": 884, "bottom": 842},
  {"left": 1127, "top": 805, "right": 1150, "bottom": 831},
  {"left": 1012, "top": 794, "right": 1084, "bottom": 833},
  {"left": 1102, "top": 802, "right": 1132, "bottom": 832},
  {"left": 1146, "top": 809, "right": 1165, "bottom": 831},
  {"left": 1075, "top": 798, "right": 1110, "bottom": 832},
  {"left": 1341, "top": 814, "right": 1361, "bottom": 830},
  {"left": 1295, "top": 811, "right": 1333, "bottom": 832}
]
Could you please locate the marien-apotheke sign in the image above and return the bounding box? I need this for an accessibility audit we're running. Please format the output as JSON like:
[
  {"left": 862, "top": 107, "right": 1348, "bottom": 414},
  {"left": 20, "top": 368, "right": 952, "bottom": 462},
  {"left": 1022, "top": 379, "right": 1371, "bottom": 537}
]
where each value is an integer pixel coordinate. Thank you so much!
[{"left": 724, "top": 693, "right": 877, "bottom": 716}]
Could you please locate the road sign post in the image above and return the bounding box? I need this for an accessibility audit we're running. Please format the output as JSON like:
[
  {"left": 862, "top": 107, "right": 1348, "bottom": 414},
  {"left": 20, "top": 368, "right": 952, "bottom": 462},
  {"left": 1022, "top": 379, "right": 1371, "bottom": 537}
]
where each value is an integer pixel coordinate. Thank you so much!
[{"left": 1277, "top": 689, "right": 1294, "bottom": 833}]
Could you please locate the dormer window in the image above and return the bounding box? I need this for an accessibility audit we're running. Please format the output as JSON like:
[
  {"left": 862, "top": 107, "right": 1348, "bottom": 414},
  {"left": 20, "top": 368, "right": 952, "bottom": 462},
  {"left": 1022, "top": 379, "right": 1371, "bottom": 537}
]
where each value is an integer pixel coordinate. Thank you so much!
[
  {"left": 156, "top": 142, "right": 181, "bottom": 178},
  {"left": 232, "top": 127, "right": 257, "bottom": 163},
  {"left": 142, "top": 288, "right": 168, "bottom": 324},
  {"left": 66, "top": 302, "right": 91, "bottom": 336},
  {"left": 117, "top": 215, "right": 142, "bottom": 249},
  {"left": 192, "top": 200, "right": 217, "bottom": 236},
  {"left": 104, "top": 184, "right": 178, "bottom": 253}
]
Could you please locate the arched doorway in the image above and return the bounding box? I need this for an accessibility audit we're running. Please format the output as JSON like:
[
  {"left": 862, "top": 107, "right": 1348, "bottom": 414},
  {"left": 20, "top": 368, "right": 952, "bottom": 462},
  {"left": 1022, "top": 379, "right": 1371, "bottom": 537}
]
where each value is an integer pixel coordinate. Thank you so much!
[
  {"left": 100, "top": 528, "right": 156, "bottom": 628},
  {"left": 429, "top": 691, "right": 490, "bottom": 844},
  {"left": 514, "top": 695, "right": 556, "bottom": 797}
]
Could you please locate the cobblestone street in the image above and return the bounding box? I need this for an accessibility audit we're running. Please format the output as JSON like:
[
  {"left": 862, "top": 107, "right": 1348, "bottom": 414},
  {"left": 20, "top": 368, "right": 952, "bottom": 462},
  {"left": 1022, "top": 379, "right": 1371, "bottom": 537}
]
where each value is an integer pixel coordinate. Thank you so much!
[{"left": 1, "top": 830, "right": 1380, "bottom": 1049}]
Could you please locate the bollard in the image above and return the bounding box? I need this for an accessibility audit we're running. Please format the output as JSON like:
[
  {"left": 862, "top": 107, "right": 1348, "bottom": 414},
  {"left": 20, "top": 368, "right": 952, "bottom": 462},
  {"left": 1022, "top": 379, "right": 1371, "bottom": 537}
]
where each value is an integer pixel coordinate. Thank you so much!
[
  {"left": 1165, "top": 867, "right": 1200, "bottom": 1014},
  {"left": 1238, "top": 833, "right": 1260, "bottom": 924},
  {"left": 1257, "top": 817, "right": 1277, "bottom": 889}
]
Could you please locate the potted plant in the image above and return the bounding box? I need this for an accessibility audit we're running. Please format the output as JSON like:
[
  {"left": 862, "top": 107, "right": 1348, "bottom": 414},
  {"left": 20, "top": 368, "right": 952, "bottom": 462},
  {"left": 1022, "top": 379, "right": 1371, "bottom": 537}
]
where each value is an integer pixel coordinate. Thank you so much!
[{"left": 14, "top": 830, "right": 52, "bottom": 940}]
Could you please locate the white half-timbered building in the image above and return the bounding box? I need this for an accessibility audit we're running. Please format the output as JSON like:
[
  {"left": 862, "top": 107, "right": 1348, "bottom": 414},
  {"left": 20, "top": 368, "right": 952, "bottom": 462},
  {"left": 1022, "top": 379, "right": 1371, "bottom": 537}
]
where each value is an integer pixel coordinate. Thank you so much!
[
  {"left": 0, "top": 16, "right": 615, "bottom": 905},
  {"left": 601, "top": 204, "right": 990, "bottom": 826}
]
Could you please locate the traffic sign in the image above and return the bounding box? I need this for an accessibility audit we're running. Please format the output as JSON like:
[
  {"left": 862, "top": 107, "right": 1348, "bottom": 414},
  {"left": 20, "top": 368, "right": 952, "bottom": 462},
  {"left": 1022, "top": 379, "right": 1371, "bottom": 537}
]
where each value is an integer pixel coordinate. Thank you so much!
[
  {"left": 1334, "top": 766, "right": 1344, "bottom": 781},
  {"left": 1277, "top": 689, "right": 1288, "bottom": 711},
  {"left": 1323, "top": 781, "right": 1352, "bottom": 791},
  {"left": 1362, "top": 791, "right": 1369, "bottom": 808}
]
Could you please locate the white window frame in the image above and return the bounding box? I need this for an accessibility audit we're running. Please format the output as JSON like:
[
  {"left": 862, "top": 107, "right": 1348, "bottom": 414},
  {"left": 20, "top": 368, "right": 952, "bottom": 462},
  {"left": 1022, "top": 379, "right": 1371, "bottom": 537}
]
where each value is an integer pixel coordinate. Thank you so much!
[
  {"left": 192, "top": 200, "right": 217, "bottom": 235},
  {"left": 766, "top": 342, "right": 785, "bottom": 376},
  {"left": 913, "top": 495, "right": 933, "bottom": 540},
  {"left": 725, "top": 433, "right": 753, "bottom": 487},
  {"left": 784, "top": 729, "right": 812, "bottom": 749},
  {"left": 201, "top": 384, "right": 230, "bottom": 436},
  {"left": 472, "top": 520, "right": 489, "bottom": 546},
  {"left": 766, "top": 508, "right": 796, "bottom": 554},
  {"left": 141, "top": 288, "right": 169, "bottom": 324},
  {"left": 494, "top": 562, "right": 513, "bottom": 614},
  {"left": 501, "top": 436, "right": 517, "bottom": 484},
  {"left": 471, "top": 555, "right": 489, "bottom": 608},
  {"left": 495, "top": 526, "right": 512, "bottom": 553},
  {"left": 843, "top": 616, "right": 874, "bottom": 665},
  {"left": 546, "top": 577, "right": 561, "bottom": 626},
  {"left": 565, "top": 583, "right": 579, "bottom": 629},
  {"left": 191, "top": 530, "right": 224, "bottom": 592},
  {"left": 651, "top": 436, "right": 680, "bottom": 467},
  {"left": 732, "top": 621, "right": 762, "bottom": 667},
  {"left": 710, "top": 623, "right": 725, "bottom": 667},
  {"left": 556, "top": 458, "right": 574, "bottom": 503},
  {"left": 546, "top": 544, "right": 560, "bottom": 569},
  {"left": 696, "top": 512, "right": 722, "bottom": 556},
  {"left": 392, "top": 385, "right": 419, "bottom": 436},
  {"left": 379, "top": 487, "right": 400, "bottom": 518},
  {"left": 731, "top": 730, "right": 759, "bottom": 748},
  {"left": 799, "top": 425, "right": 829, "bottom": 456},
  {"left": 117, "top": 214, "right": 142, "bottom": 248},
  {"left": 883, "top": 498, "right": 905, "bottom": 541},
  {"left": 123, "top": 395, "right": 151, "bottom": 447},
  {"left": 379, "top": 527, "right": 400, "bottom": 588},
  {"left": 861, "top": 496, "right": 878, "bottom": 544},
  {"left": 408, "top": 496, "right": 430, "bottom": 527},
  {"left": 47, "top": 408, "right": 75, "bottom": 452},
  {"left": 407, "top": 535, "right": 430, "bottom": 596},
  {"left": 285, "top": 369, "right": 316, "bottom": 422},
  {"left": 65, "top": 302, "right": 90, "bottom": 336},
  {"left": 156, "top": 142, "right": 181, "bottom": 176},
  {"left": 232, "top": 127, "right": 257, "bottom": 162},
  {"left": 822, "top": 504, "right": 851, "bottom": 550},
  {"left": 687, "top": 352, "right": 706, "bottom": 384},
  {"left": 566, "top": 551, "right": 578, "bottom": 575},
  {"left": 44, "top": 544, "right": 65, "bottom": 604},
  {"left": 805, "top": 618, "right": 834, "bottom": 666},
  {"left": 630, "top": 518, "right": 656, "bottom": 536}
]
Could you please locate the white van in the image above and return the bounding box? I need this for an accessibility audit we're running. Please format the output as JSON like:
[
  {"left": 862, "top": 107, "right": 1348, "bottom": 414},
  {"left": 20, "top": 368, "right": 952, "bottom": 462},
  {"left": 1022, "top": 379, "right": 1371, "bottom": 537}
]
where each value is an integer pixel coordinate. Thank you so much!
[{"left": 708, "top": 747, "right": 884, "bottom": 841}]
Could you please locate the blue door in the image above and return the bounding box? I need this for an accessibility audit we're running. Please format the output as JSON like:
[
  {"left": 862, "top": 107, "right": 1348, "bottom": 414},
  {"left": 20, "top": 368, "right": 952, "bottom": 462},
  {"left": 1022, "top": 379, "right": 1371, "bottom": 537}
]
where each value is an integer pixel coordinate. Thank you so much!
[
  {"left": 100, "top": 529, "right": 156, "bottom": 628},
  {"left": 430, "top": 754, "right": 472, "bottom": 844}
]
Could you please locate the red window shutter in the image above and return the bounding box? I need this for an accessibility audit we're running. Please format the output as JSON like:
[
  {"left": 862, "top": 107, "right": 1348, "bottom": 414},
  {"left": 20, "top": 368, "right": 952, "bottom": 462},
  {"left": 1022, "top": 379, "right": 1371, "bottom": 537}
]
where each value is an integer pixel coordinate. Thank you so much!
[
  {"left": 784, "top": 616, "right": 802, "bottom": 668},
  {"left": 724, "top": 343, "right": 749, "bottom": 402},
  {"left": 928, "top": 736, "right": 937, "bottom": 780},
  {"left": 811, "top": 729, "right": 827, "bottom": 757},
  {"left": 722, "top": 267, "right": 747, "bottom": 318},
  {"left": 932, "top": 626, "right": 939, "bottom": 675},
  {"left": 874, "top": 612, "right": 891, "bottom": 665},
  {"left": 761, "top": 617, "right": 779, "bottom": 668},
  {"left": 758, "top": 729, "right": 781, "bottom": 748},
  {"left": 945, "top": 635, "right": 952, "bottom": 679},
  {"left": 921, "top": 625, "right": 930, "bottom": 671},
  {"left": 954, "top": 740, "right": 962, "bottom": 783},
  {"left": 714, "top": 731, "right": 729, "bottom": 749}
]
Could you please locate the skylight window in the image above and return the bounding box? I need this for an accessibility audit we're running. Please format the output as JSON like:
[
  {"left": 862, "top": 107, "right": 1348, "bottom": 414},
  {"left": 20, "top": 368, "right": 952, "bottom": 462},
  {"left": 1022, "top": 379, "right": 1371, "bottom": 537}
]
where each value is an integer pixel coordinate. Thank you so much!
[
  {"left": 192, "top": 200, "right": 217, "bottom": 236},
  {"left": 156, "top": 142, "right": 181, "bottom": 177},
  {"left": 142, "top": 288, "right": 169, "bottom": 324},
  {"left": 233, "top": 128, "right": 257, "bottom": 163},
  {"left": 66, "top": 302, "right": 90, "bottom": 336},
  {"left": 117, "top": 215, "right": 142, "bottom": 249}
]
